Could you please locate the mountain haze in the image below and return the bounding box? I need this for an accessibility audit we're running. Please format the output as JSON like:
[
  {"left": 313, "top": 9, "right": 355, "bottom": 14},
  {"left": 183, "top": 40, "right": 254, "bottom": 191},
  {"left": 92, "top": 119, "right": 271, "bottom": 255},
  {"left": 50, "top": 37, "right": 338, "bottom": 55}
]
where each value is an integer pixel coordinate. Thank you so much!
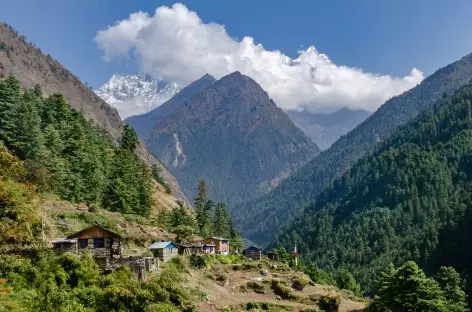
[
  {"left": 233, "top": 52, "right": 472, "bottom": 245},
  {"left": 127, "top": 71, "right": 320, "bottom": 204},
  {"left": 0, "top": 22, "right": 188, "bottom": 206},
  {"left": 286, "top": 108, "right": 371, "bottom": 149}
]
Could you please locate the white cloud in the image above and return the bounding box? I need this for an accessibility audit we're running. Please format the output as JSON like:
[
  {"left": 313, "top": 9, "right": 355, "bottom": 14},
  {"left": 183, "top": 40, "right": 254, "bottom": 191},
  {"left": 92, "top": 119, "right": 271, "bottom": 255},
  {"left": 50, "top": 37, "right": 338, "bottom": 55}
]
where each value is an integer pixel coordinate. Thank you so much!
[{"left": 94, "top": 3, "right": 424, "bottom": 113}]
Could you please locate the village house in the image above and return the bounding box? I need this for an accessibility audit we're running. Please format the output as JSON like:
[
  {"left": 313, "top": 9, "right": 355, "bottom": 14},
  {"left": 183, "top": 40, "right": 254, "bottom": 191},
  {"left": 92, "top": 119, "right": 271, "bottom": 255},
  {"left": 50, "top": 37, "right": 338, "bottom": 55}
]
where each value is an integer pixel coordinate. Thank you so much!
[
  {"left": 203, "top": 237, "right": 229, "bottom": 255},
  {"left": 177, "top": 243, "right": 204, "bottom": 255},
  {"left": 51, "top": 225, "right": 123, "bottom": 267},
  {"left": 148, "top": 242, "right": 179, "bottom": 262},
  {"left": 203, "top": 243, "right": 216, "bottom": 254},
  {"left": 243, "top": 245, "right": 262, "bottom": 260}
]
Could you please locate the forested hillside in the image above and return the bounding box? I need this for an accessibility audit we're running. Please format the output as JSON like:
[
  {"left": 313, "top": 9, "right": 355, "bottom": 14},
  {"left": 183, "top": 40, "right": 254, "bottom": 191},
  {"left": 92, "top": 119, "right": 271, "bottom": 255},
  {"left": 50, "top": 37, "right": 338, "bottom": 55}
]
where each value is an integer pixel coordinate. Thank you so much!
[
  {"left": 0, "top": 76, "right": 157, "bottom": 217},
  {"left": 271, "top": 84, "right": 472, "bottom": 298},
  {"left": 0, "top": 22, "right": 188, "bottom": 205},
  {"left": 234, "top": 52, "right": 472, "bottom": 245}
]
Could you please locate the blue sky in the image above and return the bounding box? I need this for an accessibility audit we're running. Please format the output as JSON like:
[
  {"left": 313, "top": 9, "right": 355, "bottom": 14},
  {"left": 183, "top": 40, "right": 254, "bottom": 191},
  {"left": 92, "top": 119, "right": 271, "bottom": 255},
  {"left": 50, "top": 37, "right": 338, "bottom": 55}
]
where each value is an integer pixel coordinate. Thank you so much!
[{"left": 1, "top": 0, "right": 472, "bottom": 100}]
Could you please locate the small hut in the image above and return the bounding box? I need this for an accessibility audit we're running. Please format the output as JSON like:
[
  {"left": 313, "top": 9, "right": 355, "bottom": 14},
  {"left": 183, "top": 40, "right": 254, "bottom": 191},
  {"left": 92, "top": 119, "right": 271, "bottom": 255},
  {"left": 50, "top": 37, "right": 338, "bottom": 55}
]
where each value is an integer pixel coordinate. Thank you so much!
[
  {"left": 267, "top": 251, "right": 279, "bottom": 262},
  {"left": 243, "top": 245, "right": 262, "bottom": 260},
  {"left": 177, "top": 243, "right": 203, "bottom": 255},
  {"left": 148, "top": 242, "right": 178, "bottom": 262}
]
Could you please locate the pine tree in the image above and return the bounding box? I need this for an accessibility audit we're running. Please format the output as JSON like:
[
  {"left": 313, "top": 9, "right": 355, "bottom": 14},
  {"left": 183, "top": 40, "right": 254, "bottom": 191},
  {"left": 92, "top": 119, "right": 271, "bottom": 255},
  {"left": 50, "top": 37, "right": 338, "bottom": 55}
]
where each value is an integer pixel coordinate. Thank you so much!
[
  {"left": 194, "top": 179, "right": 209, "bottom": 209},
  {"left": 8, "top": 90, "right": 44, "bottom": 160},
  {"left": 434, "top": 267, "right": 469, "bottom": 312},
  {"left": 367, "top": 261, "right": 449, "bottom": 312},
  {"left": 0, "top": 76, "right": 21, "bottom": 145},
  {"left": 121, "top": 125, "right": 138, "bottom": 152},
  {"left": 213, "top": 202, "right": 230, "bottom": 238}
]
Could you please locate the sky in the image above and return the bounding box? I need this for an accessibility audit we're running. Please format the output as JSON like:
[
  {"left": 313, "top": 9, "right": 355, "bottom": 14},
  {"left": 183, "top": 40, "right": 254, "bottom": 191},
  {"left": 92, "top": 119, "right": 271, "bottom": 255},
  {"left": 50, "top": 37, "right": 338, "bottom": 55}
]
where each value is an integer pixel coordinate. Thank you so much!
[{"left": 1, "top": 0, "right": 472, "bottom": 113}]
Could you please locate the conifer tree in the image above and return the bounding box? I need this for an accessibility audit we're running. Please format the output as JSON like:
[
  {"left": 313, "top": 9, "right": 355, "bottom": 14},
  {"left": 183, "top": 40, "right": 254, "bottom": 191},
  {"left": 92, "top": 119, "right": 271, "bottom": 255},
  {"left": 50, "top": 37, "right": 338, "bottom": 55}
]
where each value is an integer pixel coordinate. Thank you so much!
[
  {"left": 213, "top": 202, "right": 230, "bottom": 238},
  {"left": 0, "top": 76, "right": 20, "bottom": 145},
  {"left": 121, "top": 124, "right": 138, "bottom": 152}
]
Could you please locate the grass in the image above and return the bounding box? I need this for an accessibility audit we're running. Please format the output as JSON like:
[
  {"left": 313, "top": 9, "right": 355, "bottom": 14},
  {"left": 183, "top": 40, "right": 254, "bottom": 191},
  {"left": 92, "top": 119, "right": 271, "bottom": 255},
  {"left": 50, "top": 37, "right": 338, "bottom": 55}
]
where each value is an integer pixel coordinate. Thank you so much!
[{"left": 220, "top": 301, "right": 293, "bottom": 311}]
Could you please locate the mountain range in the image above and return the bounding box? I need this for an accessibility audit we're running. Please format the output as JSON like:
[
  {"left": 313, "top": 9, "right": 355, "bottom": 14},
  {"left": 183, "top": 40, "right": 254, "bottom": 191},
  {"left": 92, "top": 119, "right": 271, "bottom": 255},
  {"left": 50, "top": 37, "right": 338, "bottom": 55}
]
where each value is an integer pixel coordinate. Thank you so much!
[
  {"left": 232, "top": 51, "right": 472, "bottom": 245},
  {"left": 126, "top": 72, "right": 320, "bottom": 204},
  {"left": 95, "top": 74, "right": 181, "bottom": 119},
  {"left": 96, "top": 72, "right": 371, "bottom": 150}
]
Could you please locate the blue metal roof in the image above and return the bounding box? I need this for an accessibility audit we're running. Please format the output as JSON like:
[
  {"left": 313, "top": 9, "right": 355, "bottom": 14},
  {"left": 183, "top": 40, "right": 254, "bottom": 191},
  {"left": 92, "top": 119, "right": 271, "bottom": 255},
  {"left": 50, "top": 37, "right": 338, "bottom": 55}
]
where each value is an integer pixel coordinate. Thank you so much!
[{"left": 148, "top": 242, "right": 177, "bottom": 249}]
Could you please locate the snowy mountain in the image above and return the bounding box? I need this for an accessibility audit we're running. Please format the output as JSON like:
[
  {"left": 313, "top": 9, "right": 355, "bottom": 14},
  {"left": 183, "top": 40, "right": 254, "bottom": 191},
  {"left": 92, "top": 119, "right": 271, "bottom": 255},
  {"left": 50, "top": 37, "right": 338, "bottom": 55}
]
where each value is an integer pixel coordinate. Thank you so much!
[
  {"left": 97, "top": 47, "right": 368, "bottom": 146},
  {"left": 95, "top": 74, "right": 181, "bottom": 119}
]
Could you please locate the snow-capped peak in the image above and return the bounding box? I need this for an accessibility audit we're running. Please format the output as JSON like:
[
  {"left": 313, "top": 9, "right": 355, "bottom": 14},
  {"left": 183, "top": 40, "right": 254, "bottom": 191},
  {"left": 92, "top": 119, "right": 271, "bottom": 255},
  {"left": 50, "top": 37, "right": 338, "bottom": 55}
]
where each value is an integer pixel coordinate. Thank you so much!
[
  {"left": 95, "top": 74, "right": 181, "bottom": 119},
  {"left": 294, "top": 45, "right": 332, "bottom": 67}
]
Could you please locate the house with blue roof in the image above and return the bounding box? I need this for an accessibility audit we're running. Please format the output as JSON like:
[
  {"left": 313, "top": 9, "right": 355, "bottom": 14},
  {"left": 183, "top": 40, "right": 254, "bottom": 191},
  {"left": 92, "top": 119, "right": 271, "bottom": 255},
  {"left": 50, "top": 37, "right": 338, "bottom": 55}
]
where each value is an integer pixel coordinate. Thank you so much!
[{"left": 148, "top": 241, "right": 178, "bottom": 262}]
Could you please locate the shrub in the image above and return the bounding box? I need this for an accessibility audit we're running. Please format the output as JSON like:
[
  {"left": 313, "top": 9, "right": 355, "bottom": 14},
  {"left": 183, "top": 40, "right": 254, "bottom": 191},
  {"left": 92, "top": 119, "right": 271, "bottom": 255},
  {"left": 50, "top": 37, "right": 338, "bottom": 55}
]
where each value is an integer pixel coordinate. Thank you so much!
[
  {"left": 247, "top": 281, "right": 266, "bottom": 294},
  {"left": 318, "top": 295, "right": 340, "bottom": 312},
  {"left": 270, "top": 280, "right": 299, "bottom": 301},
  {"left": 142, "top": 251, "right": 154, "bottom": 257},
  {"left": 189, "top": 254, "right": 217, "bottom": 269},
  {"left": 292, "top": 277, "right": 309, "bottom": 291}
]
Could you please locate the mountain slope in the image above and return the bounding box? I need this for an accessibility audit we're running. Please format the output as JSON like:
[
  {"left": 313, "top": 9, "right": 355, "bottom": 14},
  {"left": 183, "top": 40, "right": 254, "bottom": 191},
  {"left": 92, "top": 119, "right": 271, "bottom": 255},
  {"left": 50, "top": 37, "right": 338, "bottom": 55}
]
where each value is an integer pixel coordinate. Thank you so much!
[
  {"left": 125, "top": 74, "right": 217, "bottom": 138},
  {"left": 100, "top": 73, "right": 370, "bottom": 149},
  {"left": 0, "top": 22, "right": 188, "bottom": 206},
  {"left": 271, "top": 83, "right": 472, "bottom": 297},
  {"left": 234, "top": 52, "right": 472, "bottom": 245},
  {"left": 95, "top": 73, "right": 181, "bottom": 119},
  {"left": 129, "top": 71, "right": 320, "bottom": 204},
  {"left": 286, "top": 108, "right": 371, "bottom": 149}
]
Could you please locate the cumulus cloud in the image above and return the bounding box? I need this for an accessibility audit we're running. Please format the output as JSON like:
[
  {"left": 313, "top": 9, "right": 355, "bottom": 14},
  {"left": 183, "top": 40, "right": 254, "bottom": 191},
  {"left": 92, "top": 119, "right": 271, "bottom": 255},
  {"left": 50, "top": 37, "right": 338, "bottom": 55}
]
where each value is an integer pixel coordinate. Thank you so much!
[{"left": 95, "top": 3, "right": 423, "bottom": 113}]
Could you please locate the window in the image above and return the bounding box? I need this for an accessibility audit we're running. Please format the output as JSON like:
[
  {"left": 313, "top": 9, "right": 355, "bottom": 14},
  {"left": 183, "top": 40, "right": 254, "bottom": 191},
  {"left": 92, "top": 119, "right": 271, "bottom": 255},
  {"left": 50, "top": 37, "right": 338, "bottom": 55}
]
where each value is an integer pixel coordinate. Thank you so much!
[
  {"left": 79, "top": 239, "right": 88, "bottom": 249},
  {"left": 94, "top": 238, "right": 104, "bottom": 249}
]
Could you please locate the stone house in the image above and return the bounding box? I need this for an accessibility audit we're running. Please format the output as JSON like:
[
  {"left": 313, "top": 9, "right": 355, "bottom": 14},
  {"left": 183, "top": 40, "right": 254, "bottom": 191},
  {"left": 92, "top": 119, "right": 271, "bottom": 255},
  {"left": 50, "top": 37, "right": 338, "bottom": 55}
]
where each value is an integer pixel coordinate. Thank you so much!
[
  {"left": 148, "top": 242, "right": 179, "bottom": 262},
  {"left": 203, "top": 237, "right": 229, "bottom": 255},
  {"left": 51, "top": 225, "right": 122, "bottom": 264}
]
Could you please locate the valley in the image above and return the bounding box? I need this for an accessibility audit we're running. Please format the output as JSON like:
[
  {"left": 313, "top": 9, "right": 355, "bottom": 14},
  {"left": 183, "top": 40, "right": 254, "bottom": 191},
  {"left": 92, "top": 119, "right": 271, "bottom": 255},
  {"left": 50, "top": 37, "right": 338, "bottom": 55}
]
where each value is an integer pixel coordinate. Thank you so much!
[{"left": 2, "top": 2, "right": 472, "bottom": 312}]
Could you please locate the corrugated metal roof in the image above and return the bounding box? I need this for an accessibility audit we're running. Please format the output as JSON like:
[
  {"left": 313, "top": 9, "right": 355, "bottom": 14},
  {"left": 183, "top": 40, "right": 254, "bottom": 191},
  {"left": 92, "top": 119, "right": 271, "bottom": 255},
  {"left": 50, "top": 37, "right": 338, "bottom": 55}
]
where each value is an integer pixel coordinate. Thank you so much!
[
  {"left": 51, "top": 238, "right": 78, "bottom": 244},
  {"left": 148, "top": 242, "right": 177, "bottom": 249},
  {"left": 206, "top": 237, "right": 229, "bottom": 241}
]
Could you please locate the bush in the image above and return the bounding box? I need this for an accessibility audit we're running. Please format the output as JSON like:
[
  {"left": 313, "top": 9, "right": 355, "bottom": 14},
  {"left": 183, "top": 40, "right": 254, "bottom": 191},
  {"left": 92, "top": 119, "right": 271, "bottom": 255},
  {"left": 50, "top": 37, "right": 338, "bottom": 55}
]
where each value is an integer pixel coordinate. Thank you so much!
[
  {"left": 247, "top": 281, "right": 266, "bottom": 294},
  {"left": 189, "top": 254, "right": 217, "bottom": 269},
  {"left": 270, "top": 280, "right": 299, "bottom": 301},
  {"left": 318, "top": 295, "right": 340, "bottom": 312},
  {"left": 292, "top": 277, "right": 309, "bottom": 291},
  {"left": 142, "top": 251, "right": 154, "bottom": 257}
]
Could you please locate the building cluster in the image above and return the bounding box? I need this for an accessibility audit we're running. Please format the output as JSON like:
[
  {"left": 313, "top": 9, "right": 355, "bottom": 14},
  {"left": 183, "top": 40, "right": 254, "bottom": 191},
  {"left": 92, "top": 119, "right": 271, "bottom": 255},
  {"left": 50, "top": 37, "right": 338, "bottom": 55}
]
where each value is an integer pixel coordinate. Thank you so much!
[{"left": 50, "top": 225, "right": 278, "bottom": 280}]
